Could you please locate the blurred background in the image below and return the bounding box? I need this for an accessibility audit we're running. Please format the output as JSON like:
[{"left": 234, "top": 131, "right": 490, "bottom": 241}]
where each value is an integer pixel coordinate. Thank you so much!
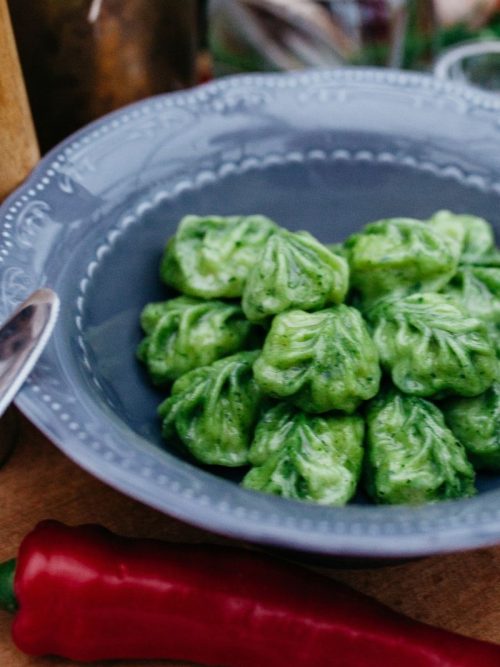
[{"left": 7, "top": 0, "right": 500, "bottom": 153}]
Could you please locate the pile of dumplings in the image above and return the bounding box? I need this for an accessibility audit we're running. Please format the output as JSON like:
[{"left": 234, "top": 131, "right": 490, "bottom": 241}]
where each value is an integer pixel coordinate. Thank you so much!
[{"left": 137, "top": 211, "right": 500, "bottom": 506}]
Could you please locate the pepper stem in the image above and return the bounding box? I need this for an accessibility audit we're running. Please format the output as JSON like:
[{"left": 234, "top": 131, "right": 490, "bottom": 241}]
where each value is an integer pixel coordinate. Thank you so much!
[{"left": 0, "top": 559, "right": 17, "bottom": 613}]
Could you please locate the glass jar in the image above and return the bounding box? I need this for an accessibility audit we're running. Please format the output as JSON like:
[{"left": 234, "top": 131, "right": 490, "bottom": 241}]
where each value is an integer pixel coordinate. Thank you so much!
[
  {"left": 8, "top": 0, "right": 197, "bottom": 151},
  {"left": 434, "top": 40, "right": 500, "bottom": 93}
]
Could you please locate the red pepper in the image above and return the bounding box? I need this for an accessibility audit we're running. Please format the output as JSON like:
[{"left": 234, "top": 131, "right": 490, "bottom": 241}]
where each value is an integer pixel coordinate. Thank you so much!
[{"left": 0, "top": 519, "right": 498, "bottom": 665}]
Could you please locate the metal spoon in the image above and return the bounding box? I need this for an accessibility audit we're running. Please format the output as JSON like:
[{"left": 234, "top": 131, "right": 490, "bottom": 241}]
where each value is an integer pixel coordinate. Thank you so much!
[{"left": 0, "top": 288, "right": 60, "bottom": 418}]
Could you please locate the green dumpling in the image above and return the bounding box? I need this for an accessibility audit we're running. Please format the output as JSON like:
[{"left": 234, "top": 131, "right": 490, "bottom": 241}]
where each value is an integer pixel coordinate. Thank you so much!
[
  {"left": 160, "top": 214, "right": 278, "bottom": 298},
  {"left": 465, "top": 250, "right": 500, "bottom": 268},
  {"left": 247, "top": 402, "right": 297, "bottom": 466},
  {"left": 371, "top": 292, "right": 498, "bottom": 398},
  {"left": 344, "top": 217, "right": 460, "bottom": 307},
  {"left": 365, "top": 390, "right": 476, "bottom": 505},
  {"left": 242, "top": 229, "right": 349, "bottom": 322},
  {"left": 158, "top": 351, "right": 262, "bottom": 466},
  {"left": 428, "top": 210, "right": 495, "bottom": 264},
  {"left": 137, "top": 297, "right": 254, "bottom": 384},
  {"left": 243, "top": 405, "right": 364, "bottom": 506},
  {"left": 441, "top": 383, "right": 500, "bottom": 471},
  {"left": 442, "top": 266, "right": 500, "bottom": 353},
  {"left": 253, "top": 306, "right": 381, "bottom": 414},
  {"left": 326, "top": 242, "right": 349, "bottom": 259}
]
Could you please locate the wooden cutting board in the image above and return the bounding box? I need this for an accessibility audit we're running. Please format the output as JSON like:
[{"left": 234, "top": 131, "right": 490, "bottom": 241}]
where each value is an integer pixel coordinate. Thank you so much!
[
  {"left": 0, "top": 408, "right": 499, "bottom": 666},
  {"left": 0, "top": 0, "right": 38, "bottom": 200}
]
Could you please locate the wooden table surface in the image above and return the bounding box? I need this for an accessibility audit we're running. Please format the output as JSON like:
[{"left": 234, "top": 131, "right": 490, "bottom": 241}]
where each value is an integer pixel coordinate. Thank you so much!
[{"left": 0, "top": 408, "right": 499, "bottom": 666}]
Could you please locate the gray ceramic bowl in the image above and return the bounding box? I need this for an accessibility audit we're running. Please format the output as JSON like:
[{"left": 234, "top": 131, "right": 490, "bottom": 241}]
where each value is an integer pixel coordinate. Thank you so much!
[{"left": 2, "top": 68, "right": 500, "bottom": 560}]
